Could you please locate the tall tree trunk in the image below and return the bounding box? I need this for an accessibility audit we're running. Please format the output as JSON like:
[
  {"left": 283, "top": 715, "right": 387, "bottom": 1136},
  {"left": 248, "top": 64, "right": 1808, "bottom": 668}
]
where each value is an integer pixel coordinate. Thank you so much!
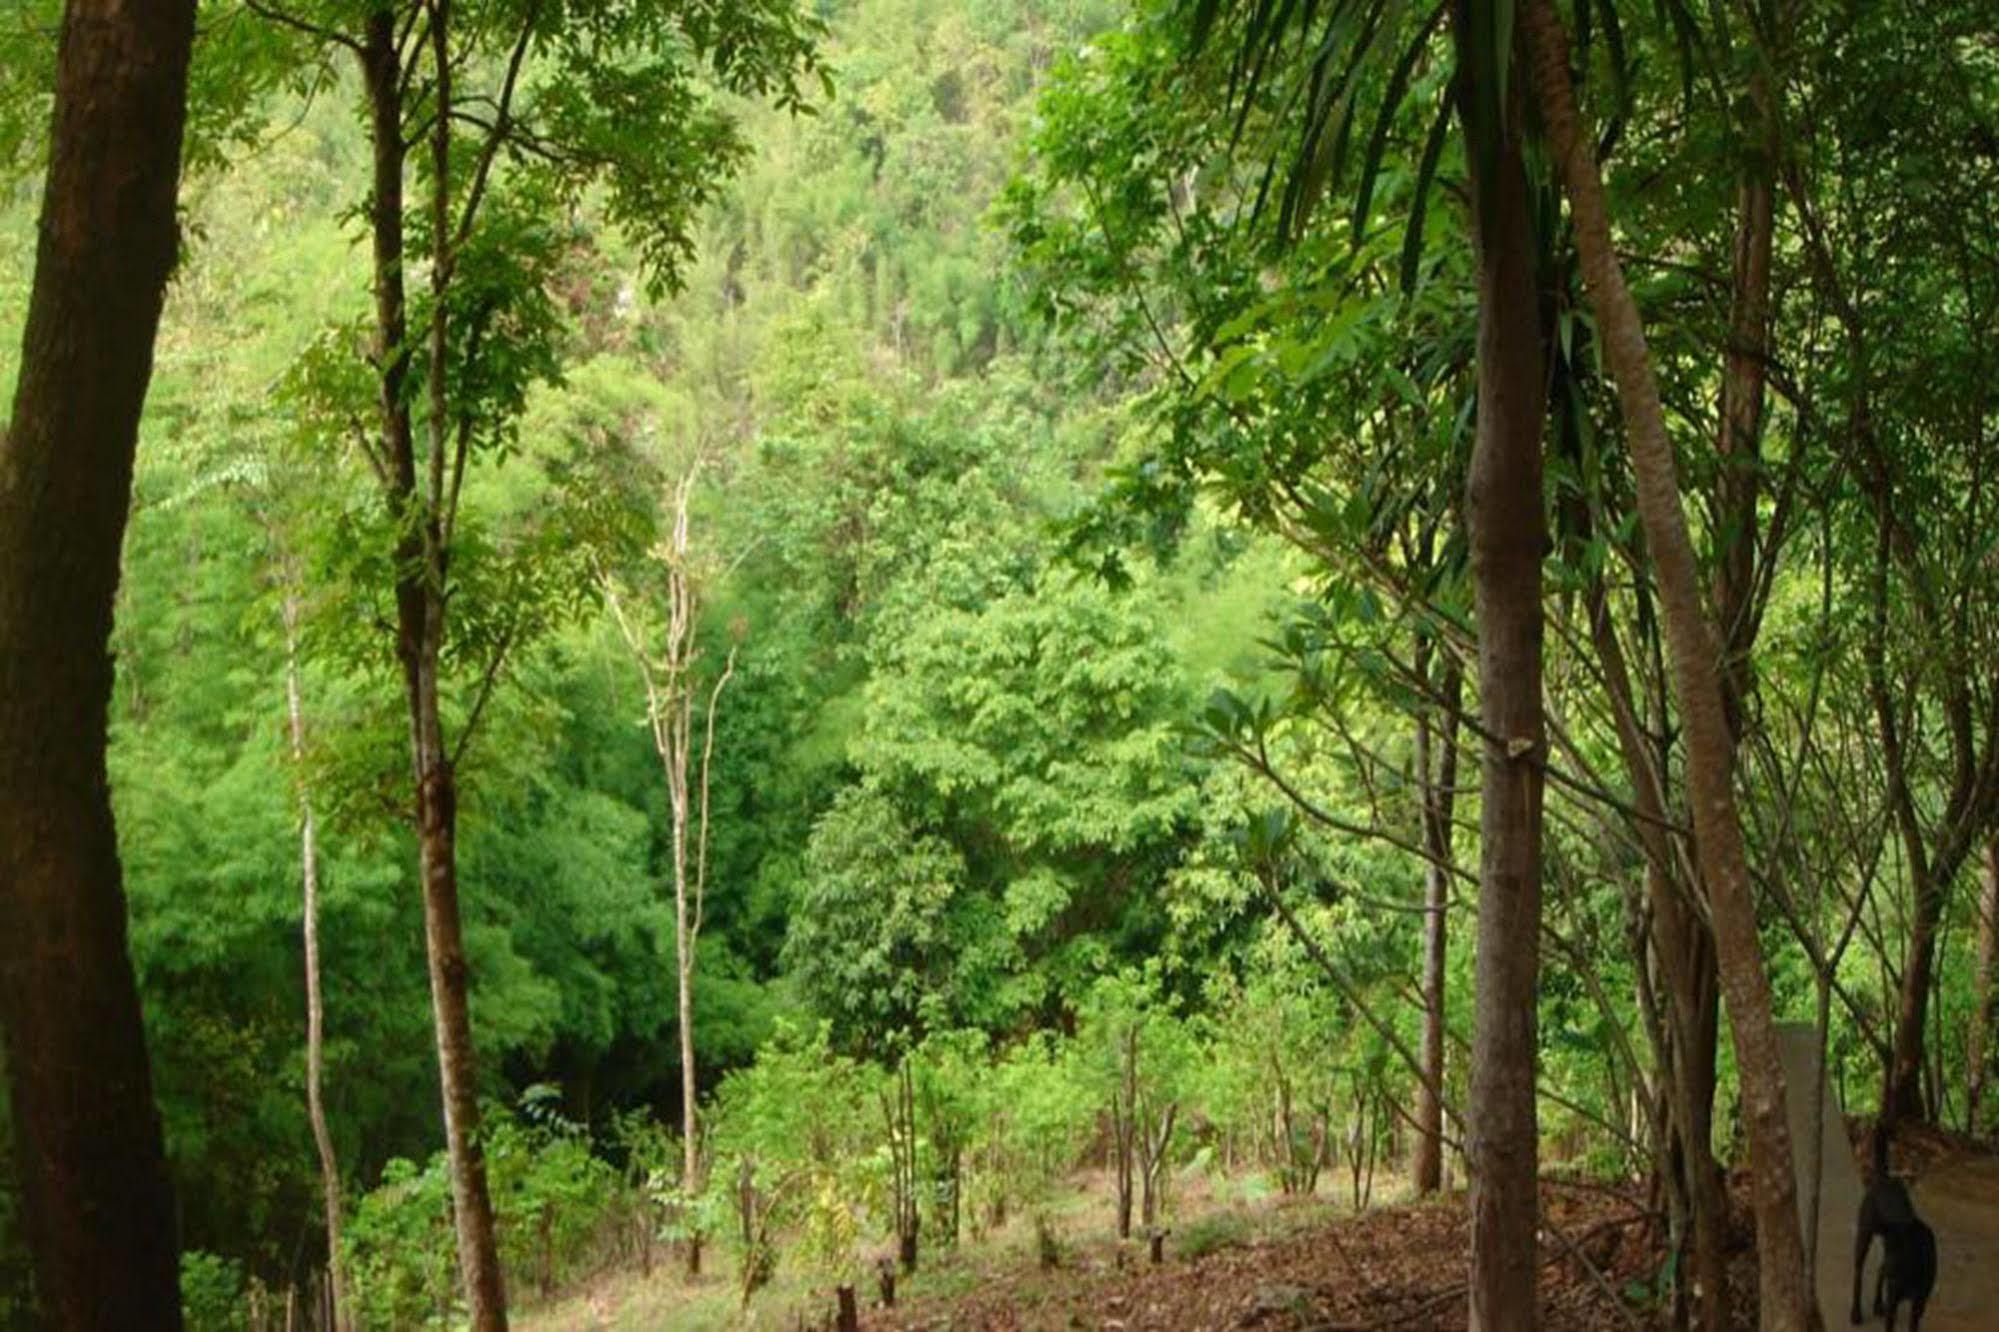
[
  {"left": 0, "top": 3, "right": 196, "bottom": 1326},
  {"left": 1413, "top": 652, "right": 1463, "bottom": 1196},
  {"left": 1968, "top": 841, "right": 1999, "bottom": 1132},
  {"left": 406, "top": 638, "right": 508, "bottom": 1327},
  {"left": 1697, "top": 101, "right": 1775, "bottom": 1275},
  {"left": 1618, "top": 103, "right": 1774, "bottom": 1327},
  {"left": 1454, "top": 8, "right": 1551, "bottom": 1324},
  {"left": 284, "top": 594, "right": 349, "bottom": 1331},
  {"left": 1521, "top": 6, "right": 1821, "bottom": 1328},
  {"left": 361, "top": 12, "right": 509, "bottom": 1326}
]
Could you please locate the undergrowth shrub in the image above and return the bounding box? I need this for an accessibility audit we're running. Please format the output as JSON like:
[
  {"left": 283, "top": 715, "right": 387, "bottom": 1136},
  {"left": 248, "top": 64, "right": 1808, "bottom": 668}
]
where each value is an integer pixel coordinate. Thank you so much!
[{"left": 179, "top": 1251, "right": 248, "bottom": 1332}]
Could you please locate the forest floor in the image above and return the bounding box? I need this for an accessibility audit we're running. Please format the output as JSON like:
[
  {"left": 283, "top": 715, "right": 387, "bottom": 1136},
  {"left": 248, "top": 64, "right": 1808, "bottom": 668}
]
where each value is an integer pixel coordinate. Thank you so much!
[
  {"left": 521, "top": 1128, "right": 1999, "bottom": 1331},
  {"left": 871, "top": 1176, "right": 1672, "bottom": 1332},
  {"left": 521, "top": 1167, "right": 1673, "bottom": 1331}
]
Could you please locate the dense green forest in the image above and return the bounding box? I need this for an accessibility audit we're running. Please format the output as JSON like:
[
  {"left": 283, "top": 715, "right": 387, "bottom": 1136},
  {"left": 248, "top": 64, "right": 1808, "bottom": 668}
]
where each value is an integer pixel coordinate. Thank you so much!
[{"left": 0, "top": 1, "right": 1994, "bottom": 1329}]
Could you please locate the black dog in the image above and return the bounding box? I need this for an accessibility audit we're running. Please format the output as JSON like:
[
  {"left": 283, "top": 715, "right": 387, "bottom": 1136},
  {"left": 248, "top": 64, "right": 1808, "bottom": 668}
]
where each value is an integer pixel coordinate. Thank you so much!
[{"left": 1853, "top": 1123, "right": 1937, "bottom": 1330}]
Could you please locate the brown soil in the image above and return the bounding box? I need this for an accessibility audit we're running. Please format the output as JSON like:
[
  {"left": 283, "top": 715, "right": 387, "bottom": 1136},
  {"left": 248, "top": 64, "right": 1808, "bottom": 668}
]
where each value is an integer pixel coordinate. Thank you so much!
[
  {"left": 881, "top": 1179, "right": 1681, "bottom": 1331},
  {"left": 527, "top": 1129, "right": 1997, "bottom": 1330},
  {"left": 877, "top": 1127, "right": 1999, "bottom": 1331}
]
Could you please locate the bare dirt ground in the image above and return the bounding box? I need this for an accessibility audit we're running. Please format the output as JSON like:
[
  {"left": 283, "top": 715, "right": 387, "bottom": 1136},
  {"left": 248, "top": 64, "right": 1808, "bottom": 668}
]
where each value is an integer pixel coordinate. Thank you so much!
[
  {"left": 876, "top": 1127, "right": 1999, "bottom": 1332},
  {"left": 879, "top": 1179, "right": 1672, "bottom": 1332},
  {"left": 525, "top": 1133, "right": 1998, "bottom": 1330}
]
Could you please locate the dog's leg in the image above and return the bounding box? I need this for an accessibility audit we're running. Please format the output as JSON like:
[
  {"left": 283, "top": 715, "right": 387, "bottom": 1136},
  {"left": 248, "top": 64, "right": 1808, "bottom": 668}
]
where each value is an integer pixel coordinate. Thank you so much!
[{"left": 1909, "top": 1292, "right": 1926, "bottom": 1332}]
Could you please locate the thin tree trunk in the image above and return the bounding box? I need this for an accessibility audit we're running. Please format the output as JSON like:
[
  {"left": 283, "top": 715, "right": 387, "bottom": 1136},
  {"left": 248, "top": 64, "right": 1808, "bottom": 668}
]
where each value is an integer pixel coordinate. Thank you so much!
[
  {"left": 1713, "top": 156, "right": 1774, "bottom": 738},
  {"left": 1521, "top": 6, "right": 1821, "bottom": 1328},
  {"left": 663, "top": 489, "right": 701, "bottom": 1270},
  {"left": 284, "top": 594, "right": 349, "bottom": 1331},
  {"left": 1698, "top": 105, "right": 1775, "bottom": 1313},
  {"left": 1414, "top": 652, "right": 1462, "bottom": 1196},
  {"left": 1139, "top": 1101, "right": 1176, "bottom": 1231},
  {"left": 1866, "top": 505, "right": 1943, "bottom": 1125},
  {"left": 1887, "top": 863, "right": 1947, "bottom": 1122},
  {"left": 1454, "top": 7, "right": 1551, "bottom": 1322},
  {"left": 676, "top": 884, "right": 701, "bottom": 1274},
  {"left": 671, "top": 647, "right": 700, "bottom": 1278},
  {"left": 0, "top": 3, "right": 196, "bottom": 1325},
  {"left": 1114, "top": 1030, "right": 1138, "bottom": 1240},
  {"left": 1585, "top": 584, "right": 1729, "bottom": 1332},
  {"left": 1967, "top": 842, "right": 1998, "bottom": 1131},
  {"left": 887, "top": 1060, "right": 921, "bottom": 1272},
  {"left": 361, "top": 12, "right": 508, "bottom": 1326},
  {"left": 605, "top": 463, "right": 736, "bottom": 1278}
]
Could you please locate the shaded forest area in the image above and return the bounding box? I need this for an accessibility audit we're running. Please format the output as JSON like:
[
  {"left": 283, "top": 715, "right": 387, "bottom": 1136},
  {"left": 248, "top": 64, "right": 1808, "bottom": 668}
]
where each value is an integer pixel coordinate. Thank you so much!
[{"left": 0, "top": 1, "right": 1995, "bottom": 1329}]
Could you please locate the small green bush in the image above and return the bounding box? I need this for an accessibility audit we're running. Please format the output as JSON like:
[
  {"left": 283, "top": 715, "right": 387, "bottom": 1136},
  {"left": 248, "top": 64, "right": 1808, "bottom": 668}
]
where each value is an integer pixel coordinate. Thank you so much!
[
  {"left": 1175, "top": 1211, "right": 1251, "bottom": 1260},
  {"left": 345, "top": 1155, "right": 458, "bottom": 1329},
  {"left": 179, "top": 1251, "right": 248, "bottom": 1332}
]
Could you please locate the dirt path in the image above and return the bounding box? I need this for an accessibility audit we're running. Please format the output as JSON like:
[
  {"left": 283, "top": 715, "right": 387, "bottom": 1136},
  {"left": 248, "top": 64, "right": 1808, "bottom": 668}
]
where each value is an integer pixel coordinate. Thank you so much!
[
  {"left": 1780, "top": 1023, "right": 1997, "bottom": 1330},
  {"left": 1907, "top": 1155, "right": 1999, "bottom": 1330}
]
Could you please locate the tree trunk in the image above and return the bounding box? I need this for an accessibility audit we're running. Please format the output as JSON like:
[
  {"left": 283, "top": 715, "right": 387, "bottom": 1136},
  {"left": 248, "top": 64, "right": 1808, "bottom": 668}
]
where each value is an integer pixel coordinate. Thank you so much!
[
  {"left": 888, "top": 1060, "right": 920, "bottom": 1274},
  {"left": 1865, "top": 496, "right": 1941, "bottom": 1126},
  {"left": 1713, "top": 159, "right": 1774, "bottom": 738},
  {"left": 1887, "top": 873, "right": 1947, "bottom": 1122},
  {"left": 667, "top": 541, "right": 701, "bottom": 1273},
  {"left": 1586, "top": 586, "right": 1730, "bottom": 1332},
  {"left": 408, "top": 649, "right": 509, "bottom": 1327},
  {"left": 1139, "top": 1101, "right": 1176, "bottom": 1232},
  {"left": 1414, "top": 652, "right": 1462, "bottom": 1196},
  {"left": 1698, "top": 105, "right": 1774, "bottom": 1312},
  {"left": 676, "top": 840, "right": 701, "bottom": 1276},
  {"left": 1452, "top": 7, "right": 1552, "bottom": 1328},
  {"left": 1112, "top": 1042, "right": 1137, "bottom": 1241},
  {"left": 604, "top": 463, "right": 735, "bottom": 1279},
  {"left": 1968, "top": 842, "right": 1999, "bottom": 1131},
  {"left": 361, "top": 13, "right": 509, "bottom": 1327},
  {"left": 0, "top": 3, "right": 196, "bottom": 1326},
  {"left": 1113, "top": 1107, "right": 1134, "bottom": 1239},
  {"left": 1521, "top": 6, "right": 1821, "bottom": 1328},
  {"left": 284, "top": 595, "right": 349, "bottom": 1331}
]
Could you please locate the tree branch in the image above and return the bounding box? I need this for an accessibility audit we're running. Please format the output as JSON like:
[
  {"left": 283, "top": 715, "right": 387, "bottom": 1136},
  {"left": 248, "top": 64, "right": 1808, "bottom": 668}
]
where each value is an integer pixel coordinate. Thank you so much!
[{"left": 245, "top": 0, "right": 361, "bottom": 54}]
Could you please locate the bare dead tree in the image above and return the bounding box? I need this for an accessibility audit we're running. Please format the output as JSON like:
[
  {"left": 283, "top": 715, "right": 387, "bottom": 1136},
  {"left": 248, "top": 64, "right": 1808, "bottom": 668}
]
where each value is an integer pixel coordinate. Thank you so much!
[{"left": 604, "top": 457, "right": 739, "bottom": 1277}]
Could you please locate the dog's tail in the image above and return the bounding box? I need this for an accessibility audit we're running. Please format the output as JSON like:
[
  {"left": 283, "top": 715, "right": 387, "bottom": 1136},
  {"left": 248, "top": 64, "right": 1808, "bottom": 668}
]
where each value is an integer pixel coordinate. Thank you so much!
[{"left": 1873, "top": 1115, "right": 1893, "bottom": 1178}]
